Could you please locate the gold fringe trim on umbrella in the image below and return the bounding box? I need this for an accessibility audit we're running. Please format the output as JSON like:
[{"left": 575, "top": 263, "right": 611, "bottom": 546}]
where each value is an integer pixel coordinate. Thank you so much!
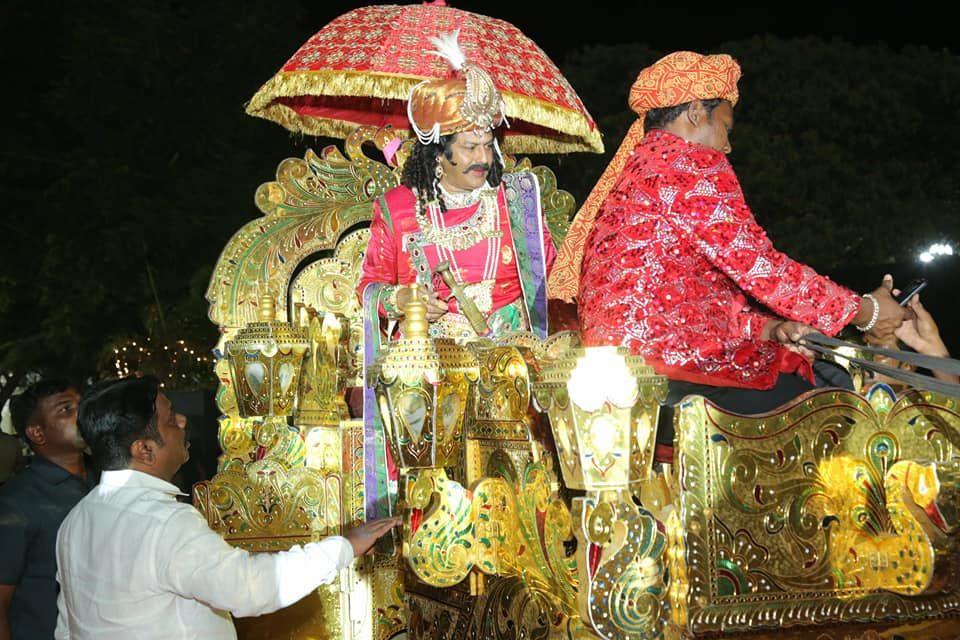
[
  {"left": 246, "top": 69, "right": 423, "bottom": 114},
  {"left": 254, "top": 102, "right": 600, "bottom": 155},
  {"left": 247, "top": 69, "right": 604, "bottom": 154},
  {"left": 501, "top": 92, "right": 603, "bottom": 153}
]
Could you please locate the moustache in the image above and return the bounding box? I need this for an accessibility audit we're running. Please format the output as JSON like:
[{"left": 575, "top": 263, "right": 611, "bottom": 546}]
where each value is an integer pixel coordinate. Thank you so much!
[{"left": 465, "top": 164, "right": 490, "bottom": 174}]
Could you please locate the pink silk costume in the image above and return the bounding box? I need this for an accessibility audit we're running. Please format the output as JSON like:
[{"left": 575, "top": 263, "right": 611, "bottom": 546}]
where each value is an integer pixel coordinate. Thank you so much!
[{"left": 357, "top": 183, "right": 556, "bottom": 336}]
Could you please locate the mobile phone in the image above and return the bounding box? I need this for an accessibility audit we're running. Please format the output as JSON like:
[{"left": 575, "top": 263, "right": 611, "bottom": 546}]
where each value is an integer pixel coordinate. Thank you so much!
[{"left": 897, "top": 278, "right": 927, "bottom": 306}]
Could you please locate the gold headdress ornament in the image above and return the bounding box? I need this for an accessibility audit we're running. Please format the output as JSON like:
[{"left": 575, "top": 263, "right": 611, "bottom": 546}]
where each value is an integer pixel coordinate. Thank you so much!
[{"left": 407, "top": 30, "right": 508, "bottom": 145}]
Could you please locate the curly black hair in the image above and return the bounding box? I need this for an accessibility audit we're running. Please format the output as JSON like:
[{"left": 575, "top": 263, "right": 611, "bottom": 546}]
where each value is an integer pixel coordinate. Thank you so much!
[{"left": 401, "top": 134, "right": 504, "bottom": 212}]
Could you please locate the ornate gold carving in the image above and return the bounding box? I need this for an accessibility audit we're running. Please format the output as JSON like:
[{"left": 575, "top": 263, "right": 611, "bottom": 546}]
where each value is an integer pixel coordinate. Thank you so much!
[
  {"left": 289, "top": 229, "right": 370, "bottom": 387},
  {"left": 193, "top": 459, "right": 340, "bottom": 551},
  {"left": 470, "top": 456, "right": 581, "bottom": 628},
  {"left": 674, "top": 388, "right": 960, "bottom": 636},
  {"left": 573, "top": 490, "right": 667, "bottom": 639},
  {"left": 217, "top": 416, "right": 306, "bottom": 474},
  {"left": 207, "top": 125, "right": 403, "bottom": 329},
  {"left": 403, "top": 467, "right": 476, "bottom": 588},
  {"left": 370, "top": 559, "right": 407, "bottom": 640},
  {"left": 467, "top": 343, "right": 533, "bottom": 441}
]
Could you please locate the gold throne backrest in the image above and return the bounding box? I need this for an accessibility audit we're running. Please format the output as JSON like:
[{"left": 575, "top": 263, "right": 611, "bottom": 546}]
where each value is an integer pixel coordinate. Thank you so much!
[{"left": 205, "top": 125, "right": 577, "bottom": 416}]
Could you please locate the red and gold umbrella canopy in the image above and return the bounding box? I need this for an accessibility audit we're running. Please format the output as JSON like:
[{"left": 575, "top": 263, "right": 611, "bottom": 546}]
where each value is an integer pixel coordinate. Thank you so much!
[{"left": 246, "top": 1, "right": 603, "bottom": 154}]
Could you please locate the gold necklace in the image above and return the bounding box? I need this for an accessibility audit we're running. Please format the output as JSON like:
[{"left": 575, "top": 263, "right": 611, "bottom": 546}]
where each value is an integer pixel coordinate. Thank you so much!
[{"left": 415, "top": 189, "right": 501, "bottom": 251}]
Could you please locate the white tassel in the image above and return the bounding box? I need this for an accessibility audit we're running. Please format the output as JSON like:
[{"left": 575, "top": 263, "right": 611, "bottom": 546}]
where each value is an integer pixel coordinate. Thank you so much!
[
  {"left": 493, "top": 137, "right": 505, "bottom": 165},
  {"left": 427, "top": 29, "right": 466, "bottom": 71}
]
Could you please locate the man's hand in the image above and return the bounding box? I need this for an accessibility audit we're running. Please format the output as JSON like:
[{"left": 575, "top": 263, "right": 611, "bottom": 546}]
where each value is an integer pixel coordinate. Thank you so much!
[
  {"left": 895, "top": 295, "right": 948, "bottom": 357},
  {"left": 344, "top": 517, "right": 401, "bottom": 557},
  {"left": 764, "top": 320, "right": 817, "bottom": 359},
  {"left": 395, "top": 287, "right": 448, "bottom": 322},
  {"left": 855, "top": 275, "right": 908, "bottom": 337}
]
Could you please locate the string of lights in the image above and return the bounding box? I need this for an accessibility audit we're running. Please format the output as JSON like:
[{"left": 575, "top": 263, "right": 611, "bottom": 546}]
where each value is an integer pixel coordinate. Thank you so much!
[{"left": 111, "top": 336, "right": 214, "bottom": 389}]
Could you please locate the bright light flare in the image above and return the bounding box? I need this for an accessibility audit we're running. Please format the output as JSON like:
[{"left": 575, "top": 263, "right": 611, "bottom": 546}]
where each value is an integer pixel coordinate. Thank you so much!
[{"left": 918, "top": 242, "right": 954, "bottom": 263}]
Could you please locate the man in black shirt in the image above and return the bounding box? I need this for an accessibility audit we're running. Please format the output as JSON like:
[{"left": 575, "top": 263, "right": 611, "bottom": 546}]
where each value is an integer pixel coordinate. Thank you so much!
[{"left": 0, "top": 381, "right": 96, "bottom": 639}]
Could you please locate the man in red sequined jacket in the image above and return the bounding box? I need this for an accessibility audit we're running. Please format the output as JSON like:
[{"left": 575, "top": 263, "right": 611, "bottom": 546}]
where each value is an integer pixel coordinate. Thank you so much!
[{"left": 551, "top": 52, "right": 907, "bottom": 414}]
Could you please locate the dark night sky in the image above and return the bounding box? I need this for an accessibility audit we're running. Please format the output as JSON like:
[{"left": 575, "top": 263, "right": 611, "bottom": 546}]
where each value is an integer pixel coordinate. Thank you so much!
[
  {"left": 296, "top": 3, "right": 955, "bottom": 61},
  {"left": 1, "top": 1, "right": 957, "bottom": 375}
]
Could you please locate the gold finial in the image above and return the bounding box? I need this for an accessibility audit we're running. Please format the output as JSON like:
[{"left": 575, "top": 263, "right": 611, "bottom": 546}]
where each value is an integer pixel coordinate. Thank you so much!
[
  {"left": 400, "top": 284, "right": 429, "bottom": 339},
  {"left": 258, "top": 293, "right": 276, "bottom": 322}
]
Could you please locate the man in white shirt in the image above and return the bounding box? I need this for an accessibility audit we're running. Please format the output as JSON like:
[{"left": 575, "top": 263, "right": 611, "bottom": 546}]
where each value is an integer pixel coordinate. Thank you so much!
[{"left": 55, "top": 375, "right": 398, "bottom": 639}]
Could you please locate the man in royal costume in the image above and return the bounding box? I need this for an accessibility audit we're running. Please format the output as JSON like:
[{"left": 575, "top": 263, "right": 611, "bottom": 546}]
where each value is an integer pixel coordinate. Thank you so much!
[
  {"left": 356, "top": 33, "right": 556, "bottom": 522},
  {"left": 550, "top": 51, "right": 907, "bottom": 415},
  {"left": 357, "top": 32, "right": 555, "bottom": 341}
]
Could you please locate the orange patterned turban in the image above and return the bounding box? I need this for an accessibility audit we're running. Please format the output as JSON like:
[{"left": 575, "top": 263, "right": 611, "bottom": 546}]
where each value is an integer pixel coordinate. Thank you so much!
[
  {"left": 549, "top": 51, "right": 741, "bottom": 301},
  {"left": 408, "top": 31, "right": 506, "bottom": 144}
]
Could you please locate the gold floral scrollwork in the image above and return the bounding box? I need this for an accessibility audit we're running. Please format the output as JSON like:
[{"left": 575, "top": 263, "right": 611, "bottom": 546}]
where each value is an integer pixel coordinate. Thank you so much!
[
  {"left": 207, "top": 125, "right": 403, "bottom": 329},
  {"left": 675, "top": 388, "right": 960, "bottom": 636},
  {"left": 216, "top": 415, "right": 306, "bottom": 474},
  {"left": 573, "top": 491, "right": 667, "bottom": 640},
  {"left": 402, "top": 467, "right": 476, "bottom": 588},
  {"left": 470, "top": 455, "right": 581, "bottom": 633},
  {"left": 193, "top": 459, "right": 340, "bottom": 551}
]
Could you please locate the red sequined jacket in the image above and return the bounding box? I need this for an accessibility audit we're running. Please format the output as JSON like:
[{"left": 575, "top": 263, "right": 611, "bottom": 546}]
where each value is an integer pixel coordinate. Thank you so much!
[{"left": 578, "top": 130, "right": 860, "bottom": 389}]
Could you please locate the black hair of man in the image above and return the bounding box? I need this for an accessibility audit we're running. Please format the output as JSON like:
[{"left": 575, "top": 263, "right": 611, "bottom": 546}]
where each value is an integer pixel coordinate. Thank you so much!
[
  {"left": 77, "top": 375, "right": 164, "bottom": 471},
  {"left": 643, "top": 98, "right": 724, "bottom": 132},
  {"left": 9, "top": 379, "right": 72, "bottom": 446},
  {"left": 401, "top": 133, "right": 504, "bottom": 213}
]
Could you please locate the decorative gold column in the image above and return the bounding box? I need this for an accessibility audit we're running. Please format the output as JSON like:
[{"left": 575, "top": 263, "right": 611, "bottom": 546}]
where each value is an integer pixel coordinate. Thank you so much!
[
  {"left": 370, "top": 288, "right": 480, "bottom": 587},
  {"left": 532, "top": 345, "right": 669, "bottom": 639}
]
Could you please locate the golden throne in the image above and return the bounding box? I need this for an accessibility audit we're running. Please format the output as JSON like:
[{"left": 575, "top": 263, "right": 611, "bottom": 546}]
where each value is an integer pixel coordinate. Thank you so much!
[
  {"left": 197, "top": 124, "right": 960, "bottom": 640},
  {"left": 194, "top": 125, "right": 576, "bottom": 639}
]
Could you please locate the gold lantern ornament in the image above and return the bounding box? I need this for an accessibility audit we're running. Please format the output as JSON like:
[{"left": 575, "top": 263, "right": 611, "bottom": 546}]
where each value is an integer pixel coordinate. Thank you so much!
[
  {"left": 532, "top": 346, "right": 666, "bottom": 490},
  {"left": 225, "top": 295, "right": 309, "bottom": 418},
  {"left": 371, "top": 286, "right": 480, "bottom": 469}
]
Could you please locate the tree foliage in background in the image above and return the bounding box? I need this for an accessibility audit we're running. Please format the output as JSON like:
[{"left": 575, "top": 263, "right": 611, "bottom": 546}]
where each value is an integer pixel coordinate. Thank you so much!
[
  {"left": 1, "top": 4, "right": 957, "bottom": 402},
  {"left": 0, "top": 0, "right": 314, "bottom": 402},
  {"left": 553, "top": 37, "right": 960, "bottom": 269}
]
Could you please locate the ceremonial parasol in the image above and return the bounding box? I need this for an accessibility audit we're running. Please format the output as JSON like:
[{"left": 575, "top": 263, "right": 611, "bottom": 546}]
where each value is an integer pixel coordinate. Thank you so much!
[{"left": 246, "top": 1, "right": 603, "bottom": 154}]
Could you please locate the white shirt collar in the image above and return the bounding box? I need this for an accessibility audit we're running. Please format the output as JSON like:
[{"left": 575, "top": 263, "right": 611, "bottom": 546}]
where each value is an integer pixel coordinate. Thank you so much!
[{"left": 99, "top": 469, "right": 188, "bottom": 497}]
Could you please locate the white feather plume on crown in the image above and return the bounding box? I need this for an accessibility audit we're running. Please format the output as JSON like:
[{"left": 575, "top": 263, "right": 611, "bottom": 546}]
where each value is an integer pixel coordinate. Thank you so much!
[{"left": 427, "top": 29, "right": 466, "bottom": 71}]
